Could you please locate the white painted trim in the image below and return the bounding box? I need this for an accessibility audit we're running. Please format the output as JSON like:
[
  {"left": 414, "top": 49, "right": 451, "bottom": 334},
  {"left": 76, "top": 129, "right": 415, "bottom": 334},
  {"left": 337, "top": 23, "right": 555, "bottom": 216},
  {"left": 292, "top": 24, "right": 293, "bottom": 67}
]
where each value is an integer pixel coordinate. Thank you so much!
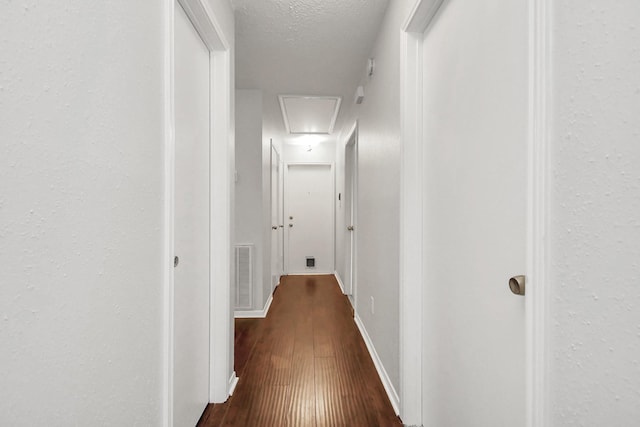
[
  {"left": 354, "top": 315, "right": 400, "bottom": 416},
  {"left": 399, "top": 29, "right": 423, "bottom": 424},
  {"left": 227, "top": 371, "right": 239, "bottom": 396},
  {"left": 162, "top": 1, "right": 176, "bottom": 426},
  {"left": 285, "top": 272, "right": 335, "bottom": 276},
  {"left": 343, "top": 122, "right": 358, "bottom": 306},
  {"left": 334, "top": 271, "right": 345, "bottom": 294},
  {"left": 404, "top": 0, "right": 445, "bottom": 33},
  {"left": 209, "top": 47, "right": 233, "bottom": 404},
  {"left": 234, "top": 292, "right": 274, "bottom": 319},
  {"left": 526, "top": 0, "right": 551, "bottom": 426},
  {"left": 167, "top": 0, "right": 233, "bottom": 411},
  {"left": 270, "top": 142, "right": 284, "bottom": 295},
  {"left": 343, "top": 121, "right": 358, "bottom": 149},
  {"left": 178, "top": 0, "right": 229, "bottom": 51},
  {"left": 278, "top": 95, "right": 342, "bottom": 135},
  {"left": 399, "top": 0, "right": 448, "bottom": 423}
]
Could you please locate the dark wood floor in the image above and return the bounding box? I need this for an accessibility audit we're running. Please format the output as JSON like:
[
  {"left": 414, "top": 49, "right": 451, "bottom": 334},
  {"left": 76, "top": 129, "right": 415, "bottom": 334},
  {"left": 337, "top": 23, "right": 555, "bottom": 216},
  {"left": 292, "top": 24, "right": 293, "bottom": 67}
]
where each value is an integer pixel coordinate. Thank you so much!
[{"left": 197, "top": 274, "right": 402, "bottom": 427}]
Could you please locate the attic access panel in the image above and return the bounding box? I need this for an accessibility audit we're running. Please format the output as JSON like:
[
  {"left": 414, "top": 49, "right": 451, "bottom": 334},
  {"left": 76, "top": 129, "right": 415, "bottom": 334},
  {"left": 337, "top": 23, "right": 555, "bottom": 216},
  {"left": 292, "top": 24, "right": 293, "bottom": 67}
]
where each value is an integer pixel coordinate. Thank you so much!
[{"left": 278, "top": 95, "right": 342, "bottom": 134}]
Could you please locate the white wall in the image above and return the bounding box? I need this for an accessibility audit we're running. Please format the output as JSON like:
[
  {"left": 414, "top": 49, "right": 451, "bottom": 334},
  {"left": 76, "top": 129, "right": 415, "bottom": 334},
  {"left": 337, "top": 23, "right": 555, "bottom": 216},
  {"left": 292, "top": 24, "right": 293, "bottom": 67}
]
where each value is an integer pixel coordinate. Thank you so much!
[
  {"left": 283, "top": 139, "right": 336, "bottom": 164},
  {"left": 260, "top": 114, "right": 272, "bottom": 306},
  {"left": 335, "top": 0, "right": 414, "bottom": 396},
  {"left": 0, "top": 0, "right": 237, "bottom": 422},
  {"left": 0, "top": 2, "right": 165, "bottom": 424},
  {"left": 235, "top": 89, "right": 265, "bottom": 310},
  {"left": 549, "top": 1, "right": 640, "bottom": 424}
]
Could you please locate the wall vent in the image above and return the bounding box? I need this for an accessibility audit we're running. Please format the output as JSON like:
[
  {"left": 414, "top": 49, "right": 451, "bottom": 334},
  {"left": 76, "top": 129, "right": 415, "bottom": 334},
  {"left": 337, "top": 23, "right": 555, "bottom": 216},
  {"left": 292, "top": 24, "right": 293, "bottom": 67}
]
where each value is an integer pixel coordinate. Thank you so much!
[{"left": 235, "top": 245, "right": 253, "bottom": 310}]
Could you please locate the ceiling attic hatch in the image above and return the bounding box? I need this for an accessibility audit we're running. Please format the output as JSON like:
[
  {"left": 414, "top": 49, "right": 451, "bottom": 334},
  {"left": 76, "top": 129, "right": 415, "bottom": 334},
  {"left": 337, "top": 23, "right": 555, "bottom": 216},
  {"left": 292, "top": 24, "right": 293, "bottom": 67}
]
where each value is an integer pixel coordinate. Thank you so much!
[{"left": 278, "top": 95, "right": 342, "bottom": 134}]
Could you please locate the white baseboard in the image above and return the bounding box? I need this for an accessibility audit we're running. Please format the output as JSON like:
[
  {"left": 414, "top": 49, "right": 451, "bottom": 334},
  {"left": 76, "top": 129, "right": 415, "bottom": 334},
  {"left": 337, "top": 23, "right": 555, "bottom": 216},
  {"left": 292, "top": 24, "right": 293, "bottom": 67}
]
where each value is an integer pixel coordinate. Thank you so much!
[
  {"left": 354, "top": 314, "right": 400, "bottom": 415},
  {"left": 285, "top": 272, "right": 334, "bottom": 276},
  {"left": 334, "top": 271, "right": 345, "bottom": 294},
  {"left": 234, "top": 292, "right": 273, "bottom": 318},
  {"left": 227, "top": 371, "right": 239, "bottom": 396}
]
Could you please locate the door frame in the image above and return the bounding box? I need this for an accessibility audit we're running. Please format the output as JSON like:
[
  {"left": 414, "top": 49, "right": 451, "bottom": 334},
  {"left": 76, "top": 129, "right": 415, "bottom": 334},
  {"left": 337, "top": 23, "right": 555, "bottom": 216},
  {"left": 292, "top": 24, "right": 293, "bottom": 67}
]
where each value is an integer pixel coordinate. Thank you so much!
[
  {"left": 399, "top": 0, "right": 550, "bottom": 426},
  {"left": 163, "top": 1, "right": 233, "bottom": 426},
  {"left": 283, "top": 162, "right": 336, "bottom": 275},
  {"left": 343, "top": 122, "right": 358, "bottom": 305},
  {"left": 270, "top": 141, "right": 284, "bottom": 291}
]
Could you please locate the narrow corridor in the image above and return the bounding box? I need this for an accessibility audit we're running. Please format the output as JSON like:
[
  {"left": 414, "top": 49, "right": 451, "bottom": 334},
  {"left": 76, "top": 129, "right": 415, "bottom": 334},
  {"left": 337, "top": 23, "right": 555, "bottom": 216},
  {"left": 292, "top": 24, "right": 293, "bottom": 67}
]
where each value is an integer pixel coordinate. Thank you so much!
[{"left": 198, "top": 275, "right": 402, "bottom": 426}]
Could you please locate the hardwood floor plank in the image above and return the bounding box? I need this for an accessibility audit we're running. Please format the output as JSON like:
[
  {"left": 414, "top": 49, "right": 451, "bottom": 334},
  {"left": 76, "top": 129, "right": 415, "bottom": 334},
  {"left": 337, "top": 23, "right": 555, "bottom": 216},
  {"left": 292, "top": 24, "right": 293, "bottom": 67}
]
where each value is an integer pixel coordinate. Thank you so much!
[
  {"left": 245, "top": 385, "right": 290, "bottom": 426},
  {"left": 202, "top": 275, "right": 401, "bottom": 426},
  {"left": 234, "top": 318, "right": 263, "bottom": 377}
]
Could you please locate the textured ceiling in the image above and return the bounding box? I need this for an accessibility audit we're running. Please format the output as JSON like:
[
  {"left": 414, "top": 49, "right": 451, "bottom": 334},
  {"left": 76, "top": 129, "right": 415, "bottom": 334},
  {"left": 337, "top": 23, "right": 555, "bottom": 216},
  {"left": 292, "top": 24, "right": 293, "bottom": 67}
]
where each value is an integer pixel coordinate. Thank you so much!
[{"left": 232, "top": 0, "right": 390, "bottom": 139}]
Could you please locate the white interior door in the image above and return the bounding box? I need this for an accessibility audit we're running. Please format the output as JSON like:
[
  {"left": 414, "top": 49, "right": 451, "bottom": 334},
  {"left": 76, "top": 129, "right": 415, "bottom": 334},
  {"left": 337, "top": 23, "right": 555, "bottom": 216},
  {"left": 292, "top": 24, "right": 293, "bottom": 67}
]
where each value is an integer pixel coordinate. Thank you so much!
[
  {"left": 284, "top": 164, "right": 334, "bottom": 274},
  {"left": 174, "top": 2, "right": 210, "bottom": 425},
  {"left": 278, "top": 157, "right": 285, "bottom": 276},
  {"left": 270, "top": 144, "right": 282, "bottom": 290},
  {"left": 421, "top": 1, "right": 527, "bottom": 426},
  {"left": 344, "top": 135, "right": 357, "bottom": 297}
]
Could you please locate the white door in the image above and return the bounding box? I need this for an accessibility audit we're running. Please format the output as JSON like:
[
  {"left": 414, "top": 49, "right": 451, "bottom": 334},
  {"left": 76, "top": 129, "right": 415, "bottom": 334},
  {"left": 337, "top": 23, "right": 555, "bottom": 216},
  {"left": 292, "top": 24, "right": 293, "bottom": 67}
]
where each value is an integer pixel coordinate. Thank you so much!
[
  {"left": 270, "top": 144, "right": 283, "bottom": 290},
  {"left": 344, "top": 134, "right": 357, "bottom": 298},
  {"left": 421, "top": 2, "right": 527, "bottom": 426},
  {"left": 174, "top": 2, "right": 210, "bottom": 426},
  {"left": 284, "top": 164, "right": 334, "bottom": 274}
]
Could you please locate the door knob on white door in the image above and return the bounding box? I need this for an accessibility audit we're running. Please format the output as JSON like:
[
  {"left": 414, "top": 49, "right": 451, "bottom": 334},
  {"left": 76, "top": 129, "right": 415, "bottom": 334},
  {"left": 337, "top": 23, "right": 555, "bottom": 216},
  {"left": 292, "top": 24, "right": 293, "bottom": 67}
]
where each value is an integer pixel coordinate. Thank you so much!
[
  {"left": 347, "top": 225, "right": 354, "bottom": 231},
  {"left": 272, "top": 226, "right": 278, "bottom": 230},
  {"left": 509, "top": 275, "right": 525, "bottom": 295}
]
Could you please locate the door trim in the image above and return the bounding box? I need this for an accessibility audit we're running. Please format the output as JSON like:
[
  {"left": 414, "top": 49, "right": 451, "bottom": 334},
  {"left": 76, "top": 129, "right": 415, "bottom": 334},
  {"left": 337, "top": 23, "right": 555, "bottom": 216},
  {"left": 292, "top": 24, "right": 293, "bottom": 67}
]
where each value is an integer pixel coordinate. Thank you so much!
[
  {"left": 343, "top": 122, "right": 358, "bottom": 307},
  {"left": 270, "top": 142, "right": 283, "bottom": 293},
  {"left": 283, "top": 162, "right": 336, "bottom": 275},
  {"left": 163, "top": 1, "right": 233, "bottom": 426},
  {"left": 526, "top": 0, "right": 551, "bottom": 425},
  {"left": 399, "top": 2, "right": 435, "bottom": 422},
  {"left": 400, "top": 1, "right": 551, "bottom": 426}
]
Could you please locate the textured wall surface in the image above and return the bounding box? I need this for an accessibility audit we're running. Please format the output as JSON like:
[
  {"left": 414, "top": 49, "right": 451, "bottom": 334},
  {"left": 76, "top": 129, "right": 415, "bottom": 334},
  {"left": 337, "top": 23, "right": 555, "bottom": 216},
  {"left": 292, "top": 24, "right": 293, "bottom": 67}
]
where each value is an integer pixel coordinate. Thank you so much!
[
  {"left": 550, "top": 1, "right": 640, "bottom": 425},
  {"left": 232, "top": 0, "right": 389, "bottom": 156},
  {"left": 0, "top": 1, "right": 165, "bottom": 425},
  {"left": 235, "top": 89, "right": 265, "bottom": 310},
  {"left": 336, "top": 0, "right": 415, "bottom": 396},
  {"left": 283, "top": 139, "right": 336, "bottom": 164}
]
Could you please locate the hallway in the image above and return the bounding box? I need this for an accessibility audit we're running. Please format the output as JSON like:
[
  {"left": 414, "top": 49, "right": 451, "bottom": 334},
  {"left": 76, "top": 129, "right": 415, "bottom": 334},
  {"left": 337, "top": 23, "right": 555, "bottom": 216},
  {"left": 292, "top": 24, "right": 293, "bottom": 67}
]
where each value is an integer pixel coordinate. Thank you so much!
[
  {"left": 199, "top": 275, "right": 401, "bottom": 426},
  {"left": 4, "top": 1, "right": 640, "bottom": 425}
]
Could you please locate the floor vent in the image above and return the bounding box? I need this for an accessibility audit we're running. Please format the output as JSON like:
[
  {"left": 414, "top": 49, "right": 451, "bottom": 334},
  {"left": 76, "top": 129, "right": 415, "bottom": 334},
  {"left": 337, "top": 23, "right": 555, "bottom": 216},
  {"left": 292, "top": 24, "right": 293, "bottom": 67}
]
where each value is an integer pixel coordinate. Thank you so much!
[{"left": 235, "top": 245, "right": 253, "bottom": 310}]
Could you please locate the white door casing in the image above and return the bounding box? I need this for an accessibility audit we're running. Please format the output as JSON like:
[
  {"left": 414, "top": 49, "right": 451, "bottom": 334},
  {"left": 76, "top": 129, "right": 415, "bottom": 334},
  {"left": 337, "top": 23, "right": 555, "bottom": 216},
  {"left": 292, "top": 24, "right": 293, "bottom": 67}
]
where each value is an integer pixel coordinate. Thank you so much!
[
  {"left": 164, "top": 0, "right": 233, "bottom": 426},
  {"left": 173, "top": 3, "right": 210, "bottom": 425},
  {"left": 344, "top": 126, "right": 358, "bottom": 301},
  {"left": 284, "top": 163, "right": 335, "bottom": 274},
  {"left": 270, "top": 143, "right": 283, "bottom": 290},
  {"left": 278, "top": 156, "right": 285, "bottom": 279}
]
